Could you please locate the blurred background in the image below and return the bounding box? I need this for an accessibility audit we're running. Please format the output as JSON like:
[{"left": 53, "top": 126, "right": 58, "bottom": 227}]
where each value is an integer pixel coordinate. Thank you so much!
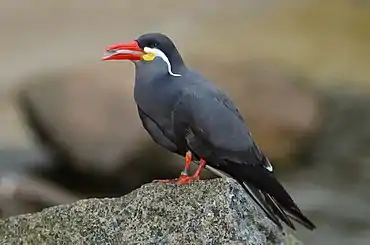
[{"left": 1, "top": 0, "right": 370, "bottom": 244}]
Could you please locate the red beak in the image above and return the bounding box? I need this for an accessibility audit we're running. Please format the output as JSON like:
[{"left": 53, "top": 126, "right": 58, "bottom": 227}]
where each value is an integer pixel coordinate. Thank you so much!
[{"left": 102, "top": 41, "right": 144, "bottom": 61}]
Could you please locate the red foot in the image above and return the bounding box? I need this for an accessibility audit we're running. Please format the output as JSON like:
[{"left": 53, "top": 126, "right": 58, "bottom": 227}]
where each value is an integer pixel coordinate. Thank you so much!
[
  {"left": 176, "top": 175, "right": 200, "bottom": 185},
  {"left": 153, "top": 174, "right": 189, "bottom": 183}
]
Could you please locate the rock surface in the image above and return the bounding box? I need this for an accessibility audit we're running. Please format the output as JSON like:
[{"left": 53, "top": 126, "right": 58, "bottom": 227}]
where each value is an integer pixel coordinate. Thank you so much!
[{"left": 0, "top": 178, "right": 301, "bottom": 245}]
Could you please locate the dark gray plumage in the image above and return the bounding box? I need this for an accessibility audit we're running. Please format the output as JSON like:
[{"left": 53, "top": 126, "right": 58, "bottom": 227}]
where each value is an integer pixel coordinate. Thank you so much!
[{"left": 108, "top": 33, "right": 316, "bottom": 231}]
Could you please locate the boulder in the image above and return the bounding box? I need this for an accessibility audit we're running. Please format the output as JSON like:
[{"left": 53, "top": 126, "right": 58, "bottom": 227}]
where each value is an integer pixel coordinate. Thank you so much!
[{"left": 0, "top": 178, "right": 302, "bottom": 245}]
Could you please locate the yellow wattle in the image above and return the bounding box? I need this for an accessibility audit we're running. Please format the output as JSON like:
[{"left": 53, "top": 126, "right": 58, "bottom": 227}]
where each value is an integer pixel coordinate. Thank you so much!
[{"left": 142, "top": 53, "right": 155, "bottom": 61}]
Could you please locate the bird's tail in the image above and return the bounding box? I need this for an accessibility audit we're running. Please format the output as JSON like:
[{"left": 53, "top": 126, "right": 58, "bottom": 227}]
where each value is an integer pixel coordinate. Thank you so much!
[
  {"left": 238, "top": 180, "right": 284, "bottom": 229},
  {"left": 230, "top": 164, "right": 316, "bottom": 231},
  {"left": 262, "top": 189, "right": 315, "bottom": 230}
]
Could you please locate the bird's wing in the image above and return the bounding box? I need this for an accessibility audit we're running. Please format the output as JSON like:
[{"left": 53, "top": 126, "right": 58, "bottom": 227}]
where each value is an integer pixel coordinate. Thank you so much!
[
  {"left": 172, "top": 89, "right": 264, "bottom": 167},
  {"left": 137, "top": 107, "right": 179, "bottom": 153},
  {"left": 172, "top": 90, "right": 315, "bottom": 230},
  {"left": 213, "top": 89, "right": 274, "bottom": 168}
]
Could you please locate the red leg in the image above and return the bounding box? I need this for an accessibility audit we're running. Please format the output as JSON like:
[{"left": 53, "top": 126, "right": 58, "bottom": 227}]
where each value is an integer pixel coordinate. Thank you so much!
[
  {"left": 178, "top": 151, "right": 192, "bottom": 179},
  {"left": 177, "top": 158, "right": 206, "bottom": 185},
  {"left": 153, "top": 151, "right": 193, "bottom": 183}
]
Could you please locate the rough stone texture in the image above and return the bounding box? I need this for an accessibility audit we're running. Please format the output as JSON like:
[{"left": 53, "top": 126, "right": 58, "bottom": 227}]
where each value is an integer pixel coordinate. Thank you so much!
[{"left": 0, "top": 178, "right": 301, "bottom": 245}]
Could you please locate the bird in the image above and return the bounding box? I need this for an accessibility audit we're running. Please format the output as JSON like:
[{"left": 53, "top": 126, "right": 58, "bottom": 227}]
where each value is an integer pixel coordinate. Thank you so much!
[{"left": 102, "top": 32, "right": 316, "bottom": 231}]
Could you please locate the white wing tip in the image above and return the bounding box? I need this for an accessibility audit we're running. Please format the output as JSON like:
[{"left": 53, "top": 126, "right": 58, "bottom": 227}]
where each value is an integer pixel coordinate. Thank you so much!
[
  {"left": 265, "top": 165, "right": 273, "bottom": 172},
  {"left": 264, "top": 158, "right": 274, "bottom": 172}
]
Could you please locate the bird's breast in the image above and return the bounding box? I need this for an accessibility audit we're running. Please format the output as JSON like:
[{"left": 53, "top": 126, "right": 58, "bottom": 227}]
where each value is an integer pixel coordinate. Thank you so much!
[
  {"left": 134, "top": 74, "right": 181, "bottom": 110},
  {"left": 134, "top": 76, "right": 182, "bottom": 139}
]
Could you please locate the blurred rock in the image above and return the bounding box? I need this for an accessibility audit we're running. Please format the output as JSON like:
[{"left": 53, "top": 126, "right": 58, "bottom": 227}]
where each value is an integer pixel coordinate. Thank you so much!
[
  {"left": 280, "top": 89, "right": 370, "bottom": 245},
  {"left": 0, "top": 178, "right": 302, "bottom": 245},
  {"left": 15, "top": 64, "right": 175, "bottom": 174},
  {"left": 0, "top": 172, "right": 78, "bottom": 218},
  {"left": 0, "top": 95, "right": 47, "bottom": 174},
  {"left": 190, "top": 58, "right": 322, "bottom": 165},
  {"left": 0, "top": 97, "right": 33, "bottom": 150},
  {"left": 0, "top": 148, "right": 47, "bottom": 173}
]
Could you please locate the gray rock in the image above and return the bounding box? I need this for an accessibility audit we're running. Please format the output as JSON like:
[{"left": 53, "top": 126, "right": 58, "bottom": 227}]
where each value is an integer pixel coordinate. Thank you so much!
[{"left": 0, "top": 178, "right": 301, "bottom": 245}]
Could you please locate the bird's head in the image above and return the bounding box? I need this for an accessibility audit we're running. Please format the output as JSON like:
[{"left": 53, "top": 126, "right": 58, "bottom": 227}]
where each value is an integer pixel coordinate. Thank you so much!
[{"left": 102, "top": 33, "right": 184, "bottom": 76}]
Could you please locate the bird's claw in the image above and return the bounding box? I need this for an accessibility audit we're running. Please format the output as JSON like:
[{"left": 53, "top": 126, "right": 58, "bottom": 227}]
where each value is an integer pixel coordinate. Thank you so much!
[
  {"left": 153, "top": 174, "right": 200, "bottom": 185},
  {"left": 176, "top": 175, "right": 200, "bottom": 185},
  {"left": 153, "top": 174, "right": 188, "bottom": 183}
]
